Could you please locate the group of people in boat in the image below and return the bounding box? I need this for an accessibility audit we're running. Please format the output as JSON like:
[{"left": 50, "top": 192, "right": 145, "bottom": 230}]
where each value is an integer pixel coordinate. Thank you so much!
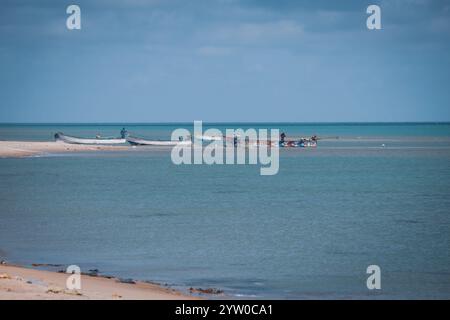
[
  {"left": 279, "top": 132, "right": 318, "bottom": 147},
  {"left": 228, "top": 132, "right": 317, "bottom": 147}
]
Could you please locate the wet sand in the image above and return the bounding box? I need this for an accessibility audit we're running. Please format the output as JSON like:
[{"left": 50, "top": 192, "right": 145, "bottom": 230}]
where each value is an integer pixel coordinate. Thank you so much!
[
  {"left": 0, "top": 141, "right": 129, "bottom": 158},
  {"left": 0, "top": 264, "right": 196, "bottom": 300}
]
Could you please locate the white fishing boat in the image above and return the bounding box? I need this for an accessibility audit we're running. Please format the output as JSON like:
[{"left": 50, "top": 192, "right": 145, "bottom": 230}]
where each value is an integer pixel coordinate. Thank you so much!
[
  {"left": 54, "top": 132, "right": 126, "bottom": 145},
  {"left": 280, "top": 137, "right": 317, "bottom": 148},
  {"left": 194, "top": 135, "right": 224, "bottom": 141},
  {"left": 126, "top": 136, "right": 192, "bottom": 146}
]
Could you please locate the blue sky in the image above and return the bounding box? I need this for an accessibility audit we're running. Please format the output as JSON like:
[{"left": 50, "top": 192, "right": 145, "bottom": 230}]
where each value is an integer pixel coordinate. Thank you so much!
[{"left": 0, "top": 0, "right": 449, "bottom": 122}]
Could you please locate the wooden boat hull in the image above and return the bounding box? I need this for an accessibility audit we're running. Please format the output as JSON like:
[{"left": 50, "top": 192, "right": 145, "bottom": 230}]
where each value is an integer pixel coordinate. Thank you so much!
[{"left": 54, "top": 132, "right": 126, "bottom": 145}]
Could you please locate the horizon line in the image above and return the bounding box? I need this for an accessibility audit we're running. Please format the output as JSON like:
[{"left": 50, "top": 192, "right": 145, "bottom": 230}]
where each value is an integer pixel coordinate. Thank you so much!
[{"left": 0, "top": 121, "right": 449, "bottom": 125}]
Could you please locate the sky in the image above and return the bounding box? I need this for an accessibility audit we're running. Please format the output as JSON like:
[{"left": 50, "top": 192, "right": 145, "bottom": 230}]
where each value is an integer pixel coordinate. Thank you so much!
[{"left": 0, "top": 0, "right": 449, "bottom": 122}]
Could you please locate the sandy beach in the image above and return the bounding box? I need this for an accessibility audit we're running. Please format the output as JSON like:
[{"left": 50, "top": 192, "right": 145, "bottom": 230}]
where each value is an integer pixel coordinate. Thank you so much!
[
  {"left": 0, "top": 264, "right": 196, "bottom": 300},
  {"left": 0, "top": 141, "right": 129, "bottom": 158}
]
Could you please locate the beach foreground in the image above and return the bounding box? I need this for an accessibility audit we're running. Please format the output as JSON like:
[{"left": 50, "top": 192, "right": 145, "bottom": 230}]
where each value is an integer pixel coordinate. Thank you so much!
[
  {"left": 0, "top": 264, "right": 195, "bottom": 300},
  {"left": 0, "top": 141, "right": 128, "bottom": 158}
]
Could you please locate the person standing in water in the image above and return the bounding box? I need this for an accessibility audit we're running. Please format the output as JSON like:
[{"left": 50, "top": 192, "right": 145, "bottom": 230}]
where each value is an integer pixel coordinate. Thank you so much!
[
  {"left": 279, "top": 132, "right": 286, "bottom": 146},
  {"left": 120, "top": 128, "right": 128, "bottom": 138},
  {"left": 233, "top": 135, "right": 238, "bottom": 147}
]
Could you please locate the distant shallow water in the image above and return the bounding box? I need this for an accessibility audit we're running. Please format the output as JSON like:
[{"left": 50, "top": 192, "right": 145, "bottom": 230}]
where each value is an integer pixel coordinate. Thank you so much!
[
  {"left": 0, "top": 123, "right": 449, "bottom": 299},
  {"left": 1, "top": 122, "right": 450, "bottom": 141}
]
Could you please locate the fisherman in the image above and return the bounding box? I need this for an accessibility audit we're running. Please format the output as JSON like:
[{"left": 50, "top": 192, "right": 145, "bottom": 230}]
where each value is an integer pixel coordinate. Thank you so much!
[
  {"left": 279, "top": 132, "right": 286, "bottom": 147},
  {"left": 120, "top": 128, "right": 128, "bottom": 138}
]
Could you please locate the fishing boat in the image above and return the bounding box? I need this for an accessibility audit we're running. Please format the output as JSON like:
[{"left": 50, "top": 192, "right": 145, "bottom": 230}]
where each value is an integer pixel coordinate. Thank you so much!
[
  {"left": 240, "top": 139, "right": 316, "bottom": 147},
  {"left": 54, "top": 132, "right": 126, "bottom": 145},
  {"left": 126, "top": 136, "right": 192, "bottom": 146},
  {"left": 194, "top": 135, "right": 224, "bottom": 141},
  {"left": 280, "top": 138, "right": 317, "bottom": 148},
  {"left": 196, "top": 134, "right": 318, "bottom": 147}
]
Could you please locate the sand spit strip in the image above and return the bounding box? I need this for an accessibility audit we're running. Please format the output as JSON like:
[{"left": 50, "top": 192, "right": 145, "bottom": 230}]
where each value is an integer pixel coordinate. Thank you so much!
[
  {"left": 0, "top": 141, "right": 129, "bottom": 158},
  {"left": 0, "top": 264, "right": 196, "bottom": 300}
]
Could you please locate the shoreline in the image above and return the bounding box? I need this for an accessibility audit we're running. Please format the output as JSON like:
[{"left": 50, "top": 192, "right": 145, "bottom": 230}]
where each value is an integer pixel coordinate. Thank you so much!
[
  {"left": 0, "top": 141, "right": 130, "bottom": 158},
  {"left": 0, "top": 262, "right": 199, "bottom": 300}
]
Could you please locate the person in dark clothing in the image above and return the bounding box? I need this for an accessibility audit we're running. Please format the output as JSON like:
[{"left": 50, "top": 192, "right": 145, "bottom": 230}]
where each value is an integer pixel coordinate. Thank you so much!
[{"left": 120, "top": 128, "right": 128, "bottom": 138}]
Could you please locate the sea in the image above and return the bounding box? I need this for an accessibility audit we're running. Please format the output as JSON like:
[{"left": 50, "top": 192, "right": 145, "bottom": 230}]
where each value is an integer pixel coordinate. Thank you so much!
[{"left": 0, "top": 123, "right": 449, "bottom": 299}]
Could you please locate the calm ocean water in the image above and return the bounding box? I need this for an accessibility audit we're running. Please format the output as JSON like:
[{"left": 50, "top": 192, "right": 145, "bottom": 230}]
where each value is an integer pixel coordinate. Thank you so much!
[{"left": 1, "top": 123, "right": 450, "bottom": 298}]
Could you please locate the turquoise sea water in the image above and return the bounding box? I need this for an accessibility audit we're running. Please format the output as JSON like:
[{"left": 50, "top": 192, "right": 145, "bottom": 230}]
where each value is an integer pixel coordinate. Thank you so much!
[
  {"left": 1, "top": 123, "right": 450, "bottom": 298},
  {"left": 1, "top": 122, "right": 450, "bottom": 141}
]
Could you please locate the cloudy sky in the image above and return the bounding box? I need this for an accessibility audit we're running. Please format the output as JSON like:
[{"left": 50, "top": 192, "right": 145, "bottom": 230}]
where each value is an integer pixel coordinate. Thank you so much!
[{"left": 0, "top": 0, "right": 449, "bottom": 122}]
